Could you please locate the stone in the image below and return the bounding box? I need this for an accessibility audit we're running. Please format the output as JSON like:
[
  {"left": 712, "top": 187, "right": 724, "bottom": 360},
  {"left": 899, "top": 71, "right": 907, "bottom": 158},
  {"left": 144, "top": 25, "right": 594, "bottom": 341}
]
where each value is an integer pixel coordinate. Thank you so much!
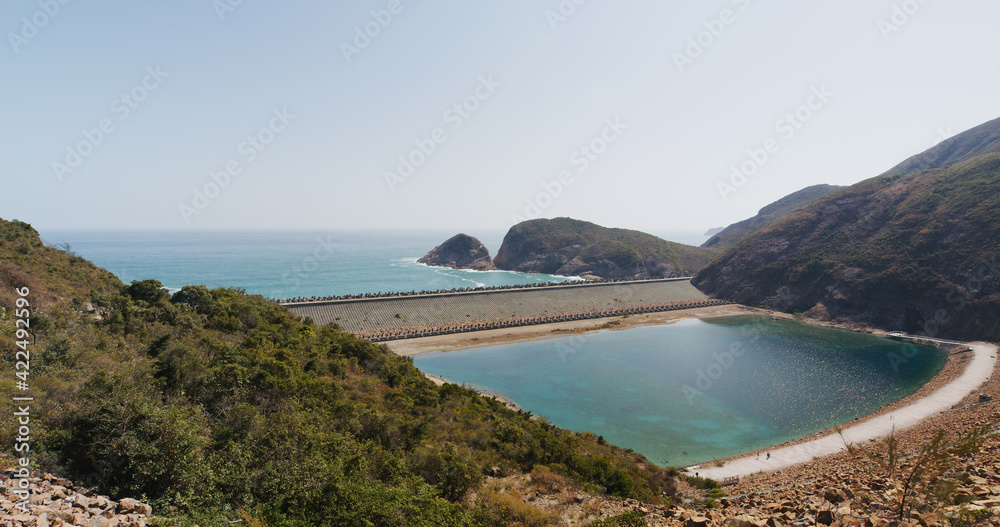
[
  {"left": 816, "top": 509, "right": 836, "bottom": 525},
  {"left": 825, "top": 488, "right": 849, "bottom": 504},
  {"left": 686, "top": 516, "right": 711, "bottom": 527}
]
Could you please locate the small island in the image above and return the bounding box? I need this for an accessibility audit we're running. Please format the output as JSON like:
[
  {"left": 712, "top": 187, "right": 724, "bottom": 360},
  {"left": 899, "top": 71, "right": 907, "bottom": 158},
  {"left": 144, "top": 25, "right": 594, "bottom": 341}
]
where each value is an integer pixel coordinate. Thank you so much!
[{"left": 418, "top": 233, "right": 496, "bottom": 271}]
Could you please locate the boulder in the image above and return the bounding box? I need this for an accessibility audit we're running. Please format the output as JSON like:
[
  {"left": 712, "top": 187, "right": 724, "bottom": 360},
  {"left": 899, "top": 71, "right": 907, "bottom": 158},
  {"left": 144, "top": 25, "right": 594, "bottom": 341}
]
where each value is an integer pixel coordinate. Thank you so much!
[
  {"left": 686, "top": 515, "right": 711, "bottom": 527},
  {"left": 118, "top": 498, "right": 152, "bottom": 516}
]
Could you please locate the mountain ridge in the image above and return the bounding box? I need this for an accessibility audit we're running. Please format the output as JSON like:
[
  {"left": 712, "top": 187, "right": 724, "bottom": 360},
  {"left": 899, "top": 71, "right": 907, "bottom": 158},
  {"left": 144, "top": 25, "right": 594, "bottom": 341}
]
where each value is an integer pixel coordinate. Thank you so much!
[
  {"left": 693, "top": 151, "right": 1000, "bottom": 341},
  {"left": 702, "top": 184, "right": 843, "bottom": 250},
  {"left": 883, "top": 115, "right": 1000, "bottom": 176}
]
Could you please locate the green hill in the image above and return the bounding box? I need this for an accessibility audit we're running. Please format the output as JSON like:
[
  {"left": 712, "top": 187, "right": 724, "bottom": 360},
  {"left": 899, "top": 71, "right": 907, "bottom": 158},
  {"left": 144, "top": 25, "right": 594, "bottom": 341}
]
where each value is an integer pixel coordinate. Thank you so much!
[
  {"left": 0, "top": 219, "right": 677, "bottom": 526},
  {"left": 493, "top": 218, "right": 718, "bottom": 279},
  {"left": 702, "top": 184, "right": 843, "bottom": 250},
  {"left": 693, "top": 152, "right": 1000, "bottom": 341}
]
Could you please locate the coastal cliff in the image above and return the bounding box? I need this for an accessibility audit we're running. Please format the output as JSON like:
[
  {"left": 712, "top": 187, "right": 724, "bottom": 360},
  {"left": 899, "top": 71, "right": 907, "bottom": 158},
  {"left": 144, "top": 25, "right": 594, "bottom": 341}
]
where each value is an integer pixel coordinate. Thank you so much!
[
  {"left": 493, "top": 218, "right": 717, "bottom": 280},
  {"left": 418, "top": 233, "right": 496, "bottom": 271}
]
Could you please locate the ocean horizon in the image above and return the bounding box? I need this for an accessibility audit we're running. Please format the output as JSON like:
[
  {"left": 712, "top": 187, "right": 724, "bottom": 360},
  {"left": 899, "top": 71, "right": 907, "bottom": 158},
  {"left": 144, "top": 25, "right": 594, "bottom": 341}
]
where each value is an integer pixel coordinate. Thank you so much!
[{"left": 38, "top": 228, "right": 711, "bottom": 300}]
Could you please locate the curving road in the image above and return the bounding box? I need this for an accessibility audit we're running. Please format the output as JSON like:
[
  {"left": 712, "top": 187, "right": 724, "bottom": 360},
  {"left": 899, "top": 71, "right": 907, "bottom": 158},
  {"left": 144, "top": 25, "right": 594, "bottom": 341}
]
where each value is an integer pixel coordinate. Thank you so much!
[{"left": 696, "top": 340, "right": 997, "bottom": 481}]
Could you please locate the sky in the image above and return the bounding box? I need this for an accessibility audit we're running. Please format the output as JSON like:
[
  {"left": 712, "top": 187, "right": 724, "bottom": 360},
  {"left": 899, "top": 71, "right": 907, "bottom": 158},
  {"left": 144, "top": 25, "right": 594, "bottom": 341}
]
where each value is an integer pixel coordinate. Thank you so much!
[{"left": 3, "top": 1, "right": 999, "bottom": 241}]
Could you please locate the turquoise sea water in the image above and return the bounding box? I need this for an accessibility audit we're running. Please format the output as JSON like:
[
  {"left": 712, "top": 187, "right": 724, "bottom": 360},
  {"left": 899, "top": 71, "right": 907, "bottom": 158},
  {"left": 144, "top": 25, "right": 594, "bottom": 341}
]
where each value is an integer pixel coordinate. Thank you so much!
[
  {"left": 39, "top": 230, "right": 581, "bottom": 299},
  {"left": 413, "top": 316, "right": 945, "bottom": 466}
]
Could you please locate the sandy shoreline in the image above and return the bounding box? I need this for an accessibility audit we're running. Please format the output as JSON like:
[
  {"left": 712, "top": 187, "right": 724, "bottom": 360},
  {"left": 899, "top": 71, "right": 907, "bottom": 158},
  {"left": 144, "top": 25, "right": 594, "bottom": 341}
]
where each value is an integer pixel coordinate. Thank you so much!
[
  {"left": 386, "top": 304, "right": 992, "bottom": 479},
  {"left": 698, "top": 340, "right": 995, "bottom": 480},
  {"left": 388, "top": 303, "right": 754, "bottom": 356}
]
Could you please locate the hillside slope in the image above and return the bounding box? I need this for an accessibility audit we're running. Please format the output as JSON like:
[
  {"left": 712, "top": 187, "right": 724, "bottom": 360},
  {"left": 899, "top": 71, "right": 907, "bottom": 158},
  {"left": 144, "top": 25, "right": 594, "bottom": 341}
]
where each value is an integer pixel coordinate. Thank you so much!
[
  {"left": 493, "top": 218, "right": 718, "bottom": 279},
  {"left": 702, "top": 184, "right": 843, "bottom": 250},
  {"left": 0, "top": 219, "right": 676, "bottom": 526},
  {"left": 884, "top": 116, "right": 1000, "bottom": 175},
  {"left": 693, "top": 153, "right": 1000, "bottom": 341}
]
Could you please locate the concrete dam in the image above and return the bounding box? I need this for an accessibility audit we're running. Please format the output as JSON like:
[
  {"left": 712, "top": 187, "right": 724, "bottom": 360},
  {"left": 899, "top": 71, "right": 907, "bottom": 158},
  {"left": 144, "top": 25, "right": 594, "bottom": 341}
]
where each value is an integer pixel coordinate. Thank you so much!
[{"left": 283, "top": 278, "right": 727, "bottom": 342}]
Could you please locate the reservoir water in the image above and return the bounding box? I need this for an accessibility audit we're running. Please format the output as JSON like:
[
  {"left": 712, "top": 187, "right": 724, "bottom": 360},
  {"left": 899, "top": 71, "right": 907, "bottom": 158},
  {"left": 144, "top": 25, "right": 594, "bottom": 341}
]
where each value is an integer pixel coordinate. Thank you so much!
[{"left": 412, "top": 315, "right": 945, "bottom": 466}]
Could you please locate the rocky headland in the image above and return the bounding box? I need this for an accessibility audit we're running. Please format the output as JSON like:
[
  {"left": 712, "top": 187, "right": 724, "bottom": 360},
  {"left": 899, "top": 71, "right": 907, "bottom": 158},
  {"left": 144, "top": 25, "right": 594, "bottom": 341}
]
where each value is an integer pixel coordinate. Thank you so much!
[
  {"left": 417, "top": 233, "right": 496, "bottom": 271},
  {"left": 493, "top": 218, "right": 717, "bottom": 280}
]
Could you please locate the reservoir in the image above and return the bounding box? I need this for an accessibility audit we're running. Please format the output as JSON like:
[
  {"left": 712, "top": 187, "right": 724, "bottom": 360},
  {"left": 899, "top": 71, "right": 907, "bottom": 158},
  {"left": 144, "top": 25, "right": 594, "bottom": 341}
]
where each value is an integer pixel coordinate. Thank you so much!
[{"left": 412, "top": 315, "right": 945, "bottom": 466}]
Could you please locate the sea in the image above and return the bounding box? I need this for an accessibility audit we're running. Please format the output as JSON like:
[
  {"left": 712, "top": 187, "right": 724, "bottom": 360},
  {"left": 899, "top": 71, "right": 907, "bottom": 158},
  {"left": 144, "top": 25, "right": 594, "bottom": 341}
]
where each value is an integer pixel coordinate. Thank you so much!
[
  {"left": 39, "top": 229, "right": 601, "bottom": 300},
  {"left": 38, "top": 229, "right": 944, "bottom": 466}
]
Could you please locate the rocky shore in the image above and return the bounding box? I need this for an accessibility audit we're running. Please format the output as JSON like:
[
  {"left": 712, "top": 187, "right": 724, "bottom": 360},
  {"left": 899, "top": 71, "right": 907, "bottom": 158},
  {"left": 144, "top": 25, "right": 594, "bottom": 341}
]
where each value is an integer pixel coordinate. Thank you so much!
[{"left": 0, "top": 470, "right": 151, "bottom": 527}]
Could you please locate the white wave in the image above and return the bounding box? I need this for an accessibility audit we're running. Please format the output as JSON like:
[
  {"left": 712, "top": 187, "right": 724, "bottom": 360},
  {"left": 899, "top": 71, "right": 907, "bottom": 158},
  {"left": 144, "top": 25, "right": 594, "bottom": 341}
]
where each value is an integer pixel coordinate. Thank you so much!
[{"left": 412, "top": 260, "right": 582, "bottom": 282}]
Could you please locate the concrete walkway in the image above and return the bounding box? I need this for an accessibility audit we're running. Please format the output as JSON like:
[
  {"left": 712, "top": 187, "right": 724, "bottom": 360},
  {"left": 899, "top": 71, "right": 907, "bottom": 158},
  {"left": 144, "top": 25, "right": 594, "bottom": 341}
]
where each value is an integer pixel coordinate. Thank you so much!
[{"left": 695, "top": 340, "right": 997, "bottom": 481}]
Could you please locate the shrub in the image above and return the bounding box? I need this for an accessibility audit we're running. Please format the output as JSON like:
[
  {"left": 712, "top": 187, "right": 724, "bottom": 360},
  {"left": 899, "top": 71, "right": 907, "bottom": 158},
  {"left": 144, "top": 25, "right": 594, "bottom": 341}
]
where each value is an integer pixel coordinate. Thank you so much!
[
  {"left": 530, "top": 465, "right": 567, "bottom": 494},
  {"left": 474, "top": 487, "right": 554, "bottom": 527},
  {"left": 684, "top": 475, "right": 720, "bottom": 490}
]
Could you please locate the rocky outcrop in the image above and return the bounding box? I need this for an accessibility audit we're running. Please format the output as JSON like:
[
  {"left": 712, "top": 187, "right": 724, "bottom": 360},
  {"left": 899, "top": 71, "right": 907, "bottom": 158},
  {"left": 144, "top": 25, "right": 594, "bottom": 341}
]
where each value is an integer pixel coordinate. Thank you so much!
[
  {"left": 493, "top": 218, "right": 717, "bottom": 280},
  {"left": 418, "top": 233, "right": 495, "bottom": 271},
  {"left": 1, "top": 469, "right": 152, "bottom": 526}
]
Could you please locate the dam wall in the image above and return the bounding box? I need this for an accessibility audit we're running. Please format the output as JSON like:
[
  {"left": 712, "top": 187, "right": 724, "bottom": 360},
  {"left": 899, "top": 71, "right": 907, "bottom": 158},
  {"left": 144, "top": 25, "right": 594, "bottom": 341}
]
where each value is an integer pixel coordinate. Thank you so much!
[{"left": 284, "top": 278, "right": 717, "bottom": 339}]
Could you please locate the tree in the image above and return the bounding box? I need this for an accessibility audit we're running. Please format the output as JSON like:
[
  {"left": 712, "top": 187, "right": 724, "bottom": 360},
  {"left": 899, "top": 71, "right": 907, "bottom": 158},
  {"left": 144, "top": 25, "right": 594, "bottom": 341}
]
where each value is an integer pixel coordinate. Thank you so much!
[{"left": 126, "top": 279, "right": 169, "bottom": 306}]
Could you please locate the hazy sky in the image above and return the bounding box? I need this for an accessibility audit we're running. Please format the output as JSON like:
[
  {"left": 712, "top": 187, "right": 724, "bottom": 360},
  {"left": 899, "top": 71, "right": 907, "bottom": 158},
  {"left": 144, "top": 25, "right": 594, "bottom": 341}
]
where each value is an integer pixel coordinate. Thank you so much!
[{"left": 3, "top": 1, "right": 999, "bottom": 239}]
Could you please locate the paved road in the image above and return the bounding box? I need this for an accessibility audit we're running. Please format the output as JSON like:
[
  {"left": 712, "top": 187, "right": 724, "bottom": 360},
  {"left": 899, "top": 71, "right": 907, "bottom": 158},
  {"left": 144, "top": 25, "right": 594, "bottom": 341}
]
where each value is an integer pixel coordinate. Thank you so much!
[{"left": 696, "top": 340, "right": 997, "bottom": 481}]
